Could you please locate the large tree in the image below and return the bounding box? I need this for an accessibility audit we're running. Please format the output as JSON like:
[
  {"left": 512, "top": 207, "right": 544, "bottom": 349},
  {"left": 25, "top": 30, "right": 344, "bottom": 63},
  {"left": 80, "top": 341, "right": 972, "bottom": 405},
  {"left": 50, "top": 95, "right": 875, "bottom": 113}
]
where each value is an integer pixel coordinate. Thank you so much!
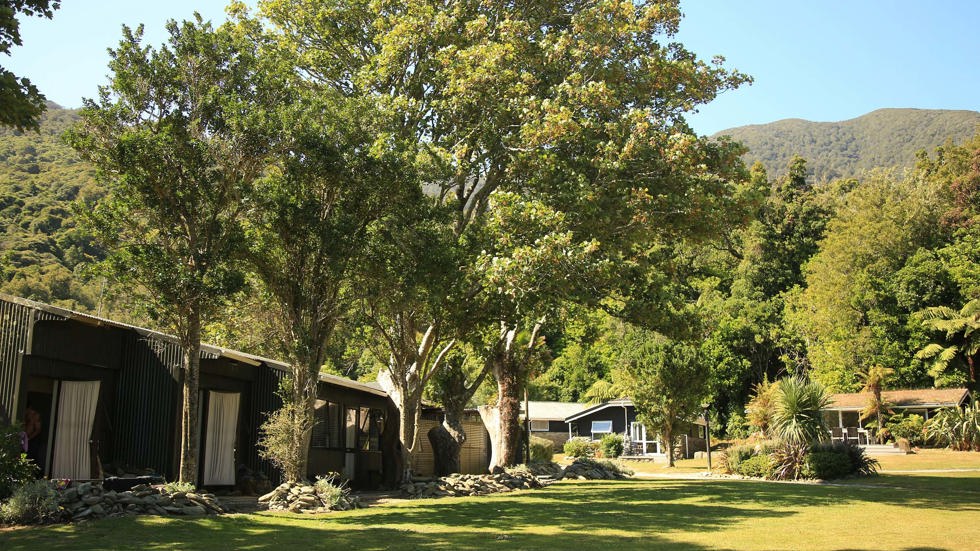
[
  {"left": 67, "top": 17, "right": 283, "bottom": 484},
  {"left": 0, "top": 0, "right": 59, "bottom": 130},
  {"left": 260, "top": 0, "right": 749, "bottom": 470}
]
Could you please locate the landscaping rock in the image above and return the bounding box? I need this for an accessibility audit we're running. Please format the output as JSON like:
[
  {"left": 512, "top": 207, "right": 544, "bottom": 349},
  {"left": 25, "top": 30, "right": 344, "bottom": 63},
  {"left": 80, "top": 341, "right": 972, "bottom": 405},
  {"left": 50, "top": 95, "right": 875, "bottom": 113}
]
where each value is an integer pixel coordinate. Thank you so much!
[
  {"left": 560, "top": 458, "right": 633, "bottom": 480},
  {"left": 264, "top": 479, "right": 359, "bottom": 513},
  {"left": 399, "top": 469, "right": 543, "bottom": 499},
  {"left": 53, "top": 481, "right": 229, "bottom": 523}
]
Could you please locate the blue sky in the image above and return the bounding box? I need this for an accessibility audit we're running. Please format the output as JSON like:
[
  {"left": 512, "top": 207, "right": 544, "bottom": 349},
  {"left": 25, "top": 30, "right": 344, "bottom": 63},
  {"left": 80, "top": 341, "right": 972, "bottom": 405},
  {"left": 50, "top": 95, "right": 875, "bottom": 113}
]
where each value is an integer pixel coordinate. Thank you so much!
[{"left": 6, "top": 1, "right": 979, "bottom": 135}]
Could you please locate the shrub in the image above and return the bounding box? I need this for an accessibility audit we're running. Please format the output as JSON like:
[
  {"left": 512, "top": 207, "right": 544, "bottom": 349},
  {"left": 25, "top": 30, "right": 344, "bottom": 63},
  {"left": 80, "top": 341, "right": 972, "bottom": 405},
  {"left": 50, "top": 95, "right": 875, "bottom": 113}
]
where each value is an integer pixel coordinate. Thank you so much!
[
  {"left": 563, "top": 437, "right": 596, "bottom": 458},
  {"left": 529, "top": 436, "right": 554, "bottom": 463},
  {"left": 803, "top": 450, "right": 853, "bottom": 480},
  {"left": 162, "top": 481, "right": 195, "bottom": 494},
  {"left": 0, "top": 425, "right": 37, "bottom": 500},
  {"left": 737, "top": 454, "right": 775, "bottom": 479},
  {"left": 0, "top": 479, "right": 60, "bottom": 525},
  {"left": 599, "top": 433, "right": 624, "bottom": 458},
  {"left": 885, "top": 413, "right": 925, "bottom": 446},
  {"left": 725, "top": 412, "right": 750, "bottom": 440},
  {"left": 807, "top": 442, "right": 879, "bottom": 478},
  {"left": 720, "top": 443, "right": 755, "bottom": 474},
  {"left": 314, "top": 474, "right": 344, "bottom": 507},
  {"left": 771, "top": 442, "right": 809, "bottom": 480},
  {"left": 926, "top": 401, "right": 980, "bottom": 451}
]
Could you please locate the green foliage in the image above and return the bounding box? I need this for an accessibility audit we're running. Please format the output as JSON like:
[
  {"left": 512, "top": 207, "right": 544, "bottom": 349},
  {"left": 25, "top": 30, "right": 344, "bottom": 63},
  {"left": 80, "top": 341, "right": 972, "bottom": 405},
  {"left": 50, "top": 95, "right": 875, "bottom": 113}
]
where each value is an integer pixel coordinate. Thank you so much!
[
  {"left": 916, "top": 299, "right": 980, "bottom": 390},
  {"left": 885, "top": 413, "right": 926, "bottom": 446},
  {"left": 720, "top": 443, "right": 757, "bottom": 475},
  {"left": 162, "top": 481, "right": 195, "bottom": 494},
  {"left": 619, "top": 331, "right": 708, "bottom": 466},
  {"left": 716, "top": 108, "right": 980, "bottom": 183},
  {"left": 737, "top": 454, "right": 776, "bottom": 479},
  {"left": 926, "top": 401, "right": 980, "bottom": 451},
  {"left": 0, "top": 425, "right": 36, "bottom": 500},
  {"left": 598, "top": 433, "right": 624, "bottom": 459},
  {"left": 771, "top": 376, "right": 831, "bottom": 446},
  {"left": 724, "top": 412, "right": 750, "bottom": 440},
  {"left": 313, "top": 473, "right": 353, "bottom": 509},
  {"left": 745, "top": 378, "right": 779, "bottom": 437},
  {"left": 0, "top": 479, "right": 60, "bottom": 525},
  {"left": 528, "top": 436, "right": 554, "bottom": 464},
  {"left": 0, "top": 0, "right": 59, "bottom": 131},
  {"left": 802, "top": 450, "right": 854, "bottom": 480},
  {"left": 258, "top": 380, "right": 313, "bottom": 482},
  {"left": 563, "top": 438, "right": 597, "bottom": 459}
]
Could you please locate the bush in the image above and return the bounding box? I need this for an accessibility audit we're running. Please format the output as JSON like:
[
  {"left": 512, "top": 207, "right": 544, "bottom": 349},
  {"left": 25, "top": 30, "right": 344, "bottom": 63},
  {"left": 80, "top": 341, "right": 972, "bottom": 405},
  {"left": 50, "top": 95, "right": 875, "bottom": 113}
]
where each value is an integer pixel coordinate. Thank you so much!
[
  {"left": 599, "top": 433, "right": 624, "bottom": 458},
  {"left": 926, "top": 400, "right": 980, "bottom": 451},
  {"left": 563, "top": 438, "right": 596, "bottom": 458},
  {"left": 737, "top": 454, "right": 775, "bottom": 479},
  {"left": 529, "top": 436, "right": 554, "bottom": 463},
  {"left": 0, "top": 480, "right": 60, "bottom": 525},
  {"left": 807, "top": 442, "right": 879, "bottom": 478},
  {"left": 803, "top": 450, "right": 853, "bottom": 480},
  {"left": 720, "top": 443, "right": 755, "bottom": 474},
  {"left": 886, "top": 413, "right": 925, "bottom": 446},
  {"left": 0, "top": 425, "right": 37, "bottom": 500},
  {"left": 162, "top": 481, "right": 195, "bottom": 494},
  {"left": 725, "top": 412, "right": 750, "bottom": 440},
  {"left": 314, "top": 474, "right": 345, "bottom": 508},
  {"left": 771, "top": 442, "right": 809, "bottom": 480}
]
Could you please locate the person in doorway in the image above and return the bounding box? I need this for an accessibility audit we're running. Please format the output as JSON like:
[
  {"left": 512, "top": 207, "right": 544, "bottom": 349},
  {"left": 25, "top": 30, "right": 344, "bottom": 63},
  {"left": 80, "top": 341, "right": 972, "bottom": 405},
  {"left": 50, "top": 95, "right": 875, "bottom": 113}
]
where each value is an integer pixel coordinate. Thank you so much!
[{"left": 24, "top": 401, "right": 44, "bottom": 471}]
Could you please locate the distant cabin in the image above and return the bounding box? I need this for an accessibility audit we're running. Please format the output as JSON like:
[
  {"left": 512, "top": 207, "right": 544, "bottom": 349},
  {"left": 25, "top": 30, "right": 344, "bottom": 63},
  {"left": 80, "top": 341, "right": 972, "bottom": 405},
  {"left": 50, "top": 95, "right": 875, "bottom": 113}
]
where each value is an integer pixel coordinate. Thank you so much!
[
  {"left": 564, "top": 398, "right": 706, "bottom": 459},
  {"left": 825, "top": 387, "right": 971, "bottom": 429}
]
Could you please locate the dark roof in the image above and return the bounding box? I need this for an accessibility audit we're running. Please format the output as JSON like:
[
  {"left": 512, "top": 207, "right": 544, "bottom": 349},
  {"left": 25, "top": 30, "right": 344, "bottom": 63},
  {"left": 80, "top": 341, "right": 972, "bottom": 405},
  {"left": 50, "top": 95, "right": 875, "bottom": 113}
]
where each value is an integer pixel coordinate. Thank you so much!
[
  {"left": 0, "top": 293, "right": 385, "bottom": 397},
  {"left": 564, "top": 398, "right": 633, "bottom": 422},
  {"left": 828, "top": 388, "right": 970, "bottom": 410}
]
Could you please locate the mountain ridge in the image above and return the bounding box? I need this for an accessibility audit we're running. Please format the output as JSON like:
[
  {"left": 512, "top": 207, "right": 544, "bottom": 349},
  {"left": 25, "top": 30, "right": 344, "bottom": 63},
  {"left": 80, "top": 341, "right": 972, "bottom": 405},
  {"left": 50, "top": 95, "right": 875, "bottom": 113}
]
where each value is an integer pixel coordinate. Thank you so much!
[{"left": 713, "top": 108, "right": 980, "bottom": 182}]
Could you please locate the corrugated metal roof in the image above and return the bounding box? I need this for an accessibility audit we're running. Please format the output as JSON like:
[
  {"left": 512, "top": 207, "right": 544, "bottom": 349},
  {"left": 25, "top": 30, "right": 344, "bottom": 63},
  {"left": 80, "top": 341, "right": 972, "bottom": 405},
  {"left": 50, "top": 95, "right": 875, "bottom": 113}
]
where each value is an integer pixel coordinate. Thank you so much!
[
  {"left": 828, "top": 388, "right": 971, "bottom": 410},
  {"left": 0, "top": 293, "right": 384, "bottom": 398},
  {"left": 520, "top": 401, "right": 588, "bottom": 420}
]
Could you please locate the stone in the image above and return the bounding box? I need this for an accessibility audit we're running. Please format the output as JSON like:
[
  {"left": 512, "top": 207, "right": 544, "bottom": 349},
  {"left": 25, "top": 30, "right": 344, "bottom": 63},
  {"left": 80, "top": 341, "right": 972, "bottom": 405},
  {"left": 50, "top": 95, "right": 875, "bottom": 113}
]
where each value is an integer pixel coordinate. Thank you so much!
[
  {"left": 82, "top": 495, "right": 102, "bottom": 505},
  {"left": 182, "top": 505, "right": 207, "bottom": 516},
  {"left": 90, "top": 504, "right": 105, "bottom": 516},
  {"left": 77, "top": 482, "right": 93, "bottom": 496}
]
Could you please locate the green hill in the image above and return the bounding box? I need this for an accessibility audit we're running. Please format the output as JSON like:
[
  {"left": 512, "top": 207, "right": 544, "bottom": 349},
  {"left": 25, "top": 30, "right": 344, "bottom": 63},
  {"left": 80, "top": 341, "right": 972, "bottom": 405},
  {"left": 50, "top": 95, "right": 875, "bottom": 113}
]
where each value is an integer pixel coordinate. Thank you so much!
[
  {"left": 714, "top": 108, "right": 980, "bottom": 182},
  {"left": 0, "top": 103, "right": 106, "bottom": 311}
]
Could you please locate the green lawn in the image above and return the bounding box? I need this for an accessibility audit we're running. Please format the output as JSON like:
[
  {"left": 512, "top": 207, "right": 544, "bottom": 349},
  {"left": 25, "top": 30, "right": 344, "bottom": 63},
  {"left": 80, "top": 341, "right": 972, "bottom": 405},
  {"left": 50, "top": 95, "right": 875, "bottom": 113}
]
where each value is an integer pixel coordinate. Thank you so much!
[{"left": 4, "top": 470, "right": 980, "bottom": 550}]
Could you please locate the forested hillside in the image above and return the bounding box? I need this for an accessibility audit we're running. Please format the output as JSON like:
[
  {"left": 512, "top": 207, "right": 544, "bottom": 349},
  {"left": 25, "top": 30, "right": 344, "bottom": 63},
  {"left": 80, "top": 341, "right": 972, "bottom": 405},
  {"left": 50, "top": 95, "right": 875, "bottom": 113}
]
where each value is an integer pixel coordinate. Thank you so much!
[
  {"left": 715, "top": 108, "right": 980, "bottom": 182},
  {"left": 0, "top": 103, "right": 105, "bottom": 311}
]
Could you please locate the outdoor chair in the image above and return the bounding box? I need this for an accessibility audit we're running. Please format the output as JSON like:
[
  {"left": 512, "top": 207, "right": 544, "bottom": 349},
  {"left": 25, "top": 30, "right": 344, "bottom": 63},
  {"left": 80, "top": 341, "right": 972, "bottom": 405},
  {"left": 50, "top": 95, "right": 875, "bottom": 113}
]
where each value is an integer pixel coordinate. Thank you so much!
[
  {"left": 830, "top": 427, "right": 844, "bottom": 442},
  {"left": 846, "top": 426, "right": 860, "bottom": 445}
]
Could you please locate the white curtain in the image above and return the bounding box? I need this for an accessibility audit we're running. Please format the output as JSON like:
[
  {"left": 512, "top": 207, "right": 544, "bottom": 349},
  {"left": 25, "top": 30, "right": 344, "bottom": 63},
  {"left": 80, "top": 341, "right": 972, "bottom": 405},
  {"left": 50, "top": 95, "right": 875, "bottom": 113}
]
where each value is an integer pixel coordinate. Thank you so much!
[
  {"left": 51, "top": 380, "right": 101, "bottom": 480},
  {"left": 204, "top": 391, "right": 240, "bottom": 486}
]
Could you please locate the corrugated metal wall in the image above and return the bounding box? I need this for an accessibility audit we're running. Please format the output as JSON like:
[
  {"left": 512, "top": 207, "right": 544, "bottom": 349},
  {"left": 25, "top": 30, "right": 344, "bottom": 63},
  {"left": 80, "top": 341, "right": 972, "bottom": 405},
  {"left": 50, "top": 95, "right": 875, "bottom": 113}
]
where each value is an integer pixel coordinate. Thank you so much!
[
  {"left": 249, "top": 365, "right": 284, "bottom": 483},
  {"left": 113, "top": 331, "right": 183, "bottom": 477},
  {"left": 0, "top": 299, "right": 62, "bottom": 422}
]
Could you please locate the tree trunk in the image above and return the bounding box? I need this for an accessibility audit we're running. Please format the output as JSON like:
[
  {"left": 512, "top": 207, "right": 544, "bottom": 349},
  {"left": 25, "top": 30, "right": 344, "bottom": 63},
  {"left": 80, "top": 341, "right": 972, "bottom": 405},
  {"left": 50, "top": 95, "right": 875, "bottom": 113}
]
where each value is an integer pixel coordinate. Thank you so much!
[
  {"left": 664, "top": 424, "right": 675, "bottom": 468},
  {"left": 427, "top": 424, "right": 460, "bottom": 476},
  {"left": 178, "top": 312, "right": 202, "bottom": 485},
  {"left": 495, "top": 356, "right": 523, "bottom": 466},
  {"left": 969, "top": 356, "right": 976, "bottom": 393},
  {"left": 286, "top": 365, "right": 317, "bottom": 483},
  {"left": 478, "top": 405, "right": 502, "bottom": 471}
]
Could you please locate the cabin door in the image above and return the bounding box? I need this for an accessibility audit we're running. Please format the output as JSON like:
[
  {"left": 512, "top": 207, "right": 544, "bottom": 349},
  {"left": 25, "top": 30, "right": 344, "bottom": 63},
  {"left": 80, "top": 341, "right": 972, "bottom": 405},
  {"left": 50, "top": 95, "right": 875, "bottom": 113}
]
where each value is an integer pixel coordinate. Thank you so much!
[
  {"left": 50, "top": 380, "right": 101, "bottom": 480},
  {"left": 203, "top": 391, "right": 240, "bottom": 486}
]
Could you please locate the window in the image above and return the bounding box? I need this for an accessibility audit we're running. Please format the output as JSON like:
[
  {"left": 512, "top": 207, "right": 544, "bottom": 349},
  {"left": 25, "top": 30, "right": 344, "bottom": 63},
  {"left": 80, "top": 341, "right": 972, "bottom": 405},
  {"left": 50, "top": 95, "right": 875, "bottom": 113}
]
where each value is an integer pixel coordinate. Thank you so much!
[
  {"left": 311, "top": 400, "right": 340, "bottom": 449},
  {"left": 529, "top": 420, "right": 550, "bottom": 432},
  {"left": 358, "top": 407, "right": 371, "bottom": 450},
  {"left": 591, "top": 420, "right": 613, "bottom": 439},
  {"left": 311, "top": 400, "right": 328, "bottom": 448}
]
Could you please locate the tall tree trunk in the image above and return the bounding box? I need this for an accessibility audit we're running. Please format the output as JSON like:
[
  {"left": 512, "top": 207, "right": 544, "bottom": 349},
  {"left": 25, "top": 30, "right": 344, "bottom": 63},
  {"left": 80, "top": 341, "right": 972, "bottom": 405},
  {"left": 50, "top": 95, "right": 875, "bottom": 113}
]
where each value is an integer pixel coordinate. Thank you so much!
[
  {"left": 484, "top": 322, "right": 542, "bottom": 469},
  {"left": 664, "top": 424, "right": 675, "bottom": 468},
  {"left": 969, "top": 356, "right": 976, "bottom": 393},
  {"left": 378, "top": 365, "right": 422, "bottom": 482},
  {"left": 286, "top": 364, "right": 317, "bottom": 482},
  {"left": 179, "top": 311, "right": 202, "bottom": 485},
  {"left": 427, "top": 424, "right": 460, "bottom": 476}
]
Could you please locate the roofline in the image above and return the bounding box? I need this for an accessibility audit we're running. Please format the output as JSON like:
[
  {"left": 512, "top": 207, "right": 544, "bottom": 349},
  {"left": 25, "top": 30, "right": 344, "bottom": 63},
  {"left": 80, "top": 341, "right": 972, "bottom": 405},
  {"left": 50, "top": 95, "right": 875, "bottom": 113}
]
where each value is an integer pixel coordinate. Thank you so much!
[
  {"left": 564, "top": 398, "right": 633, "bottom": 422},
  {"left": 0, "top": 292, "right": 386, "bottom": 398}
]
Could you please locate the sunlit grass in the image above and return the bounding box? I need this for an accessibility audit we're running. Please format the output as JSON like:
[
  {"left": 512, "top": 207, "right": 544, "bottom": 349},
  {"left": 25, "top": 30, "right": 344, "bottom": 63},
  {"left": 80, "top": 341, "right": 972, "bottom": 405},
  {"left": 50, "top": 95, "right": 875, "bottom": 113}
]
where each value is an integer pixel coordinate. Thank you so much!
[{"left": 3, "top": 462, "right": 980, "bottom": 550}]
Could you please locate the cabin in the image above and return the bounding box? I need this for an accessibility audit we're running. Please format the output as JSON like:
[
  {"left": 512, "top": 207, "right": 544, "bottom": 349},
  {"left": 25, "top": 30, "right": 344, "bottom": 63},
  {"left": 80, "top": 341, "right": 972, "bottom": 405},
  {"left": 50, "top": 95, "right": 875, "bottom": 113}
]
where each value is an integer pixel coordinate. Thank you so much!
[
  {"left": 0, "top": 293, "right": 397, "bottom": 490},
  {"left": 564, "top": 398, "right": 706, "bottom": 458},
  {"left": 521, "top": 401, "right": 587, "bottom": 448},
  {"left": 824, "top": 387, "right": 971, "bottom": 437}
]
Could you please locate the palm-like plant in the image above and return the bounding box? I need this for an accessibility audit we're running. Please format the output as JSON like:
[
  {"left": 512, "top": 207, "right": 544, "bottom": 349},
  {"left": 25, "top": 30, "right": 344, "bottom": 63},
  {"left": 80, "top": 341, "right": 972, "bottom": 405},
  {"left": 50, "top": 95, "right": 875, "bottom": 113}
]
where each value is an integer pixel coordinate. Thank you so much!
[
  {"left": 925, "top": 400, "right": 980, "bottom": 451},
  {"left": 771, "top": 375, "right": 832, "bottom": 446},
  {"left": 859, "top": 365, "right": 894, "bottom": 444},
  {"left": 916, "top": 299, "right": 980, "bottom": 390}
]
